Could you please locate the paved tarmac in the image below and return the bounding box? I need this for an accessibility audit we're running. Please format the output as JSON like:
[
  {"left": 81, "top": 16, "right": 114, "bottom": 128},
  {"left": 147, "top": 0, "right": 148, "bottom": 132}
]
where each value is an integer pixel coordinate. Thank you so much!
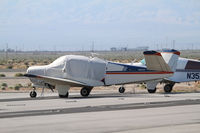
[{"left": 0, "top": 92, "right": 200, "bottom": 133}]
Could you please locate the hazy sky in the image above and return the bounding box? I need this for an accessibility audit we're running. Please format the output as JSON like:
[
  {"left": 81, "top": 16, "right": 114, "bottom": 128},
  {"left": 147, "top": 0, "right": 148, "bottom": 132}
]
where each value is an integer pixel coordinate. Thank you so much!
[{"left": 0, "top": 0, "right": 200, "bottom": 51}]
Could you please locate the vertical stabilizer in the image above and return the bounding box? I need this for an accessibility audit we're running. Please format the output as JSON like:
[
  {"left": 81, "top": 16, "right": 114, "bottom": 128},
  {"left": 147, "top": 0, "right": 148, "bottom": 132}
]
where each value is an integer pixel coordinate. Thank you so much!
[
  {"left": 143, "top": 51, "right": 171, "bottom": 72},
  {"left": 160, "top": 49, "right": 180, "bottom": 72}
]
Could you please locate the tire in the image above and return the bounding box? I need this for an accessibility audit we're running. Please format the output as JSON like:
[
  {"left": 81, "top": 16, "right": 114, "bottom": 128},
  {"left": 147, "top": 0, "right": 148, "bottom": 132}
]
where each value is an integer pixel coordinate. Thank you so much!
[
  {"left": 164, "top": 84, "right": 173, "bottom": 93},
  {"left": 119, "top": 87, "right": 125, "bottom": 93},
  {"left": 30, "top": 91, "right": 37, "bottom": 98},
  {"left": 147, "top": 88, "right": 157, "bottom": 93},
  {"left": 80, "top": 87, "right": 91, "bottom": 97},
  {"left": 59, "top": 92, "right": 69, "bottom": 98}
]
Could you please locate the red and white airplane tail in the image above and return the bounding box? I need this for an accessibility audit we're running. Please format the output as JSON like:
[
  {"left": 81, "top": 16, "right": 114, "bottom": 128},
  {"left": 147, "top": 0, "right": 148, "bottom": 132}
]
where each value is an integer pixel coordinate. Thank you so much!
[
  {"left": 160, "top": 49, "right": 180, "bottom": 72},
  {"left": 144, "top": 51, "right": 171, "bottom": 72},
  {"left": 143, "top": 49, "right": 180, "bottom": 93},
  {"left": 144, "top": 49, "right": 180, "bottom": 72}
]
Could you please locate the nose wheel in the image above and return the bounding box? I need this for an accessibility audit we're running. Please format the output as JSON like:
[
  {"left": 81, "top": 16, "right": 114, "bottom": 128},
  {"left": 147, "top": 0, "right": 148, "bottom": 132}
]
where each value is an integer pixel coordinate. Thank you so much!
[
  {"left": 119, "top": 86, "right": 125, "bottom": 93},
  {"left": 30, "top": 87, "right": 37, "bottom": 98},
  {"left": 30, "top": 90, "right": 37, "bottom": 98}
]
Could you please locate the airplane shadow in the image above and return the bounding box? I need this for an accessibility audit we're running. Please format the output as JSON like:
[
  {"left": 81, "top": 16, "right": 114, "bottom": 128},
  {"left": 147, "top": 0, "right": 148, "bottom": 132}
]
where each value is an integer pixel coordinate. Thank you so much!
[
  {"left": 68, "top": 93, "right": 131, "bottom": 99},
  {"left": 0, "top": 93, "right": 139, "bottom": 102}
]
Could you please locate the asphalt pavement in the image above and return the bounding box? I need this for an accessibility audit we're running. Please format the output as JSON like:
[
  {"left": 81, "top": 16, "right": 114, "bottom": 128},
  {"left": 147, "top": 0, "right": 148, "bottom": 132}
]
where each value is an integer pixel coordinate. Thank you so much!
[{"left": 0, "top": 92, "right": 200, "bottom": 133}]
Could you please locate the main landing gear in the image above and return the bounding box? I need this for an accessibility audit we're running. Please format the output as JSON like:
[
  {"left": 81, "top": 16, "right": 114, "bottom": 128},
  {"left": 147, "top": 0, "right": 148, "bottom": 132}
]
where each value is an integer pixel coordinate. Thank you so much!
[
  {"left": 164, "top": 84, "right": 174, "bottom": 93},
  {"left": 147, "top": 88, "right": 157, "bottom": 93},
  {"left": 80, "top": 87, "right": 93, "bottom": 97},
  {"left": 147, "top": 83, "right": 174, "bottom": 93},
  {"left": 119, "top": 86, "right": 125, "bottom": 93},
  {"left": 59, "top": 92, "right": 69, "bottom": 98}
]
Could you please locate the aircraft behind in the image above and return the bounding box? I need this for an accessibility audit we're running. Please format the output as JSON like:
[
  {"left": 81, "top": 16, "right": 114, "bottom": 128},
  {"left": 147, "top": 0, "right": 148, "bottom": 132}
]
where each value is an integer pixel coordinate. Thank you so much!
[
  {"left": 163, "top": 57, "right": 200, "bottom": 92},
  {"left": 132, "top": 49, "right": 200, "bottom": 93}
]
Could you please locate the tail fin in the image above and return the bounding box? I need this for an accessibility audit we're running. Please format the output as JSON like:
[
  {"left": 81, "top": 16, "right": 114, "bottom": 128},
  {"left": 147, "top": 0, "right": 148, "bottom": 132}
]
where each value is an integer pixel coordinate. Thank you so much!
[
  {"left": 144, "top": 49, "right": 180, "bottom": 92},
  {"left": 160, "top": 49, "right": 180, "bottom": 72},
  {"left": 143, "top": 50, "right": 179, "bottom": 72}
]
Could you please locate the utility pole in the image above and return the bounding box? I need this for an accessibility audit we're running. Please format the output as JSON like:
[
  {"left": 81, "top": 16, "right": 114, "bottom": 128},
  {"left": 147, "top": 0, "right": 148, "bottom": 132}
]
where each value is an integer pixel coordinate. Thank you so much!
[
  {"left": 91, "top": 41, "right": 94, "bottom": 52},
  {"left": 82, "top": 45, "right": 84, "bottom": 52},
  {"left": 156, "top": 44, "right": 159, "bottom": 50},
  {"left": 172, "top": 40, "right": 175, "bottom": 49},
  {"left": 15, "top": 46, "right": 18, "bottom": 56},
  {"left": 5, "top": 43, "right": 8, "bottom": 61},
  {"left": 53, "top": 45, "right": 57, "bottom": 55},
  {"left": 191, "top": 43, "right": 194, "bottom": 50},
  {"left": 166, "top": 37, "right": 168, "bottom": 48},
  {"left": 22, "top": 44, "right": 24, "bottom": 52}
]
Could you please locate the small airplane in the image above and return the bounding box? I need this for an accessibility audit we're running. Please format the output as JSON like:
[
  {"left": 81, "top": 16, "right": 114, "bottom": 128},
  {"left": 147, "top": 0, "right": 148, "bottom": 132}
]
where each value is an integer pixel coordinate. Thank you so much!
[
  {"left": 162, "top": 57, "right": 200, "bottom": 93},
  {"left": 24, "top": 50, "right": 179, "bottom": 98},
  {"left": 131, "top": 49, "right": 200, "bottom": 93}
]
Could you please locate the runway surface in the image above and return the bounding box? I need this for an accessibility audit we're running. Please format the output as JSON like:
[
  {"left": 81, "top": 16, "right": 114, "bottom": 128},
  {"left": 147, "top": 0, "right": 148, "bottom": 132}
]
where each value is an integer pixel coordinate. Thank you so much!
[{"left": 0, "top": 92, "right": 200, "bottom": 133}]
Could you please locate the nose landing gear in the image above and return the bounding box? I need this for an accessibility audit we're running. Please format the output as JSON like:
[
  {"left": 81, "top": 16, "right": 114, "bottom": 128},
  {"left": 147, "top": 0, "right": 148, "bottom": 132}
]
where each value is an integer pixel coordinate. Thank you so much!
[
  {"left": 30, "top": 87, "right": 37, "bottom": 98},
  {"left": 119, "top": 86, "right": 125, "bottom": 93},
  {"left": 164, "top": 84, "right": 174, "bottom": 93},
  {"left": 59, "top": 92, "right": 69, "bottom": 98}
]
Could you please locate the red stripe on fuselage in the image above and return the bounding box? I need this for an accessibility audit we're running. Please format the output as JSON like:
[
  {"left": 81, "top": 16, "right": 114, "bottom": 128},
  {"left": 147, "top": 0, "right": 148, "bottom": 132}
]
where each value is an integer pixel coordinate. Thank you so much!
[
  {"left": 37, "top": 76, "right": 42, "bottom": 78},
  {"left": 106, "top": 71, "right": 173, "bottom": 75}
]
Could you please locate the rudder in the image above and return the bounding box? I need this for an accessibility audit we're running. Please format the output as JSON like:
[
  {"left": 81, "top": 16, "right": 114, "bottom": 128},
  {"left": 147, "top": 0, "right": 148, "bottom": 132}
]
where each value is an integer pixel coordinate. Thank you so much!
[{"left": 160, "top": 49, "right": 180, "bottom": 72}]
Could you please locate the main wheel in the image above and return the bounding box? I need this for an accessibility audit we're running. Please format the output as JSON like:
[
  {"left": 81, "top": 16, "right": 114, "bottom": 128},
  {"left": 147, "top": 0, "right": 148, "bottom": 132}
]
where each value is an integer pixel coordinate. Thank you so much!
[
  {"left": 164, "top": 84, "right": 173, "bottom": 93},
  {"left": 148, "top": 88, "right": 157, "bottom": 93},
  {"left": 80, "top": 87, "right": 91, "bottom": 97},
  {"left": 30, "top": 91, "right": 37, "bottom": 98},
  {"left": 59, "top": 92, "right": 69, "bottom": 98},
  {"left": 119, "top": 86, "right": 125, "bottom": 93}
]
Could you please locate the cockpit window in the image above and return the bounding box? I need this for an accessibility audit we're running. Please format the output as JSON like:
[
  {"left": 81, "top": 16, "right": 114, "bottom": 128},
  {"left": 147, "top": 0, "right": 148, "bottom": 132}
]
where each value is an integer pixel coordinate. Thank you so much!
[
  {"left": 49, "top": 56, "right": 66, "bottom": 67},
  {"left": 140, "top": 59, "right": 146, "bottom": 65},
  {"left": 123, "top": 66, "right": 146, "bottom": 72},
  {"left": 123, "top": 66, "right": 137, "bottom": 72}
]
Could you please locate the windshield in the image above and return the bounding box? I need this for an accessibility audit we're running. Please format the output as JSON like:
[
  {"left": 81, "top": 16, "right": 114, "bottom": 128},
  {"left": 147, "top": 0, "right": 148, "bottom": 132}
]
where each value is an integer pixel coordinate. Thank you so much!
[{"left": 49, "top": 56, "right": 66, "bottom": 67}]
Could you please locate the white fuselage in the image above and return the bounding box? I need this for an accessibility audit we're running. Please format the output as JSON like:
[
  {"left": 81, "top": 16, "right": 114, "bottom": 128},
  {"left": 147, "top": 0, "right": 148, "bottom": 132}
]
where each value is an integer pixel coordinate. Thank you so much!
[
  {"left": 26, "top": 55, "right": 173, "bottom": 88},
  {"left": 105, "top": 62, "right": 172, "bottom": 85}
]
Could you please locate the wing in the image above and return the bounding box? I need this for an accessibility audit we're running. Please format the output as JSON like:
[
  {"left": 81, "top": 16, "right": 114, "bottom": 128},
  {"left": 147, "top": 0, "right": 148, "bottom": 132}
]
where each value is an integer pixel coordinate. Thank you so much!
[{"left": 24, "top": 74, "right": 88, "bottom": 87}]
